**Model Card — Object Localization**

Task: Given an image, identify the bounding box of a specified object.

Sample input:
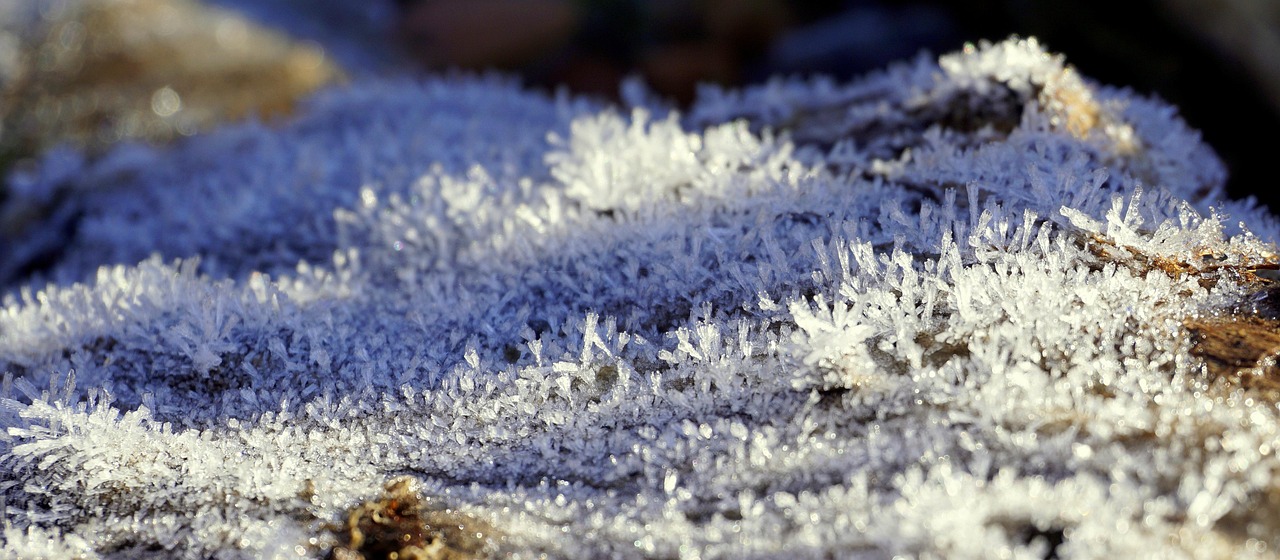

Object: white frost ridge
[3,38,1280,558]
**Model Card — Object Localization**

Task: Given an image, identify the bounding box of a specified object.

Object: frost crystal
[3,38,1280,559]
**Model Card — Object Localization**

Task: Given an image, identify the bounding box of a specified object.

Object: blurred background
[1,0,1278,208]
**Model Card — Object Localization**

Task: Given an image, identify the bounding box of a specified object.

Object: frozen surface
[3,38,1280,558]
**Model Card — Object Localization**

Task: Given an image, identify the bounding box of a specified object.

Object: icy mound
[4,38,1280,559]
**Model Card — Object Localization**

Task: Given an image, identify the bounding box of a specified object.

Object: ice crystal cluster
[3,38,1280,558]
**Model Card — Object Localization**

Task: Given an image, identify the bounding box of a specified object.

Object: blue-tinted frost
[3,38,1280,559]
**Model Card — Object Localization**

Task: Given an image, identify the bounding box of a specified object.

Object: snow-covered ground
[3,31,1280,558]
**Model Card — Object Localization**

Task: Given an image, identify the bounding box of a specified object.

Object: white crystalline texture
[3,37,1280,559]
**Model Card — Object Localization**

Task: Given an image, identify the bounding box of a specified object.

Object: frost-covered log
[3,38,1280,559]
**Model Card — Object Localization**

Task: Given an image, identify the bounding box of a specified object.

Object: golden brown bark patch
[328,477,498,560]
[1186,313,1280,402]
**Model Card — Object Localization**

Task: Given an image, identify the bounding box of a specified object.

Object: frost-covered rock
[3,38,1280,559]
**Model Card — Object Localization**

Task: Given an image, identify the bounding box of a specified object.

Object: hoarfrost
[3,37,1280,559]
